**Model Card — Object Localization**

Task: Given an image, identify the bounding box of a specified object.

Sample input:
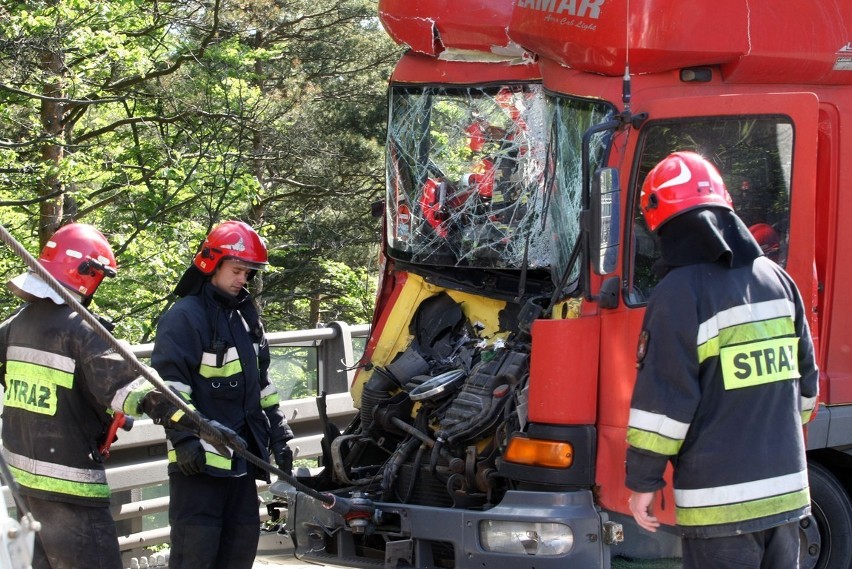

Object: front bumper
[270,481,614,569]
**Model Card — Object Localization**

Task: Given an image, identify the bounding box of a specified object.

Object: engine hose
[381,437,420,500]
[400,443,426,503]
[0,224,340,511]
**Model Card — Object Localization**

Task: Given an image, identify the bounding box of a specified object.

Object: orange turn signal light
[504,436,574,468]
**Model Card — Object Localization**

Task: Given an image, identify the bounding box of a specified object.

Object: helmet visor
[225,257,268,272]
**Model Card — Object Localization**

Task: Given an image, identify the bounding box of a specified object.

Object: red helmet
[466,122,486,152]
[749,223,781,258]
[640,151,734,232]
[39,223,117,298]
[419,179,449,238]
[193,220,268,275]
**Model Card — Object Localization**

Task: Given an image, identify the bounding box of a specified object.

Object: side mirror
[590,167,621,276]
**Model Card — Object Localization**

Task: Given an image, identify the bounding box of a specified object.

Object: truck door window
[630,117,794,303]
[549,95,615,294]
[385,84,550,270]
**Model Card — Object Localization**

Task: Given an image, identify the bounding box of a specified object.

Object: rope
[0,223,335,509]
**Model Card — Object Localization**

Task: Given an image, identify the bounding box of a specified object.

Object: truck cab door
[596,91,819,523]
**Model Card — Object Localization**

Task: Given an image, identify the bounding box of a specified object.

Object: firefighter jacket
[0,300,156,506]
[151,282,292,481]
[626,255,819,539]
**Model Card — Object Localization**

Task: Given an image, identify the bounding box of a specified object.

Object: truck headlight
[479,520,573,556]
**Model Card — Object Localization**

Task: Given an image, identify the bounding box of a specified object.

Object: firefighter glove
[139,388,188,428]
[200,419,247,458]
[174,438,205,476]
[141,389,245,456]
[272,441,293,475]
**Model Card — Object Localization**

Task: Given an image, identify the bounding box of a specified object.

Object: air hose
[0,224,369,517]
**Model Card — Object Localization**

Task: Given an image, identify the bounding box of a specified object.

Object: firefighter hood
[7,271,73,304]
[656,208,764,275]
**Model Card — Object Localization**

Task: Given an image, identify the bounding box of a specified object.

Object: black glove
[201,420,247,458]
[141,390,246,456]
[271,441,293,475]
[140,388,188,428]
[174,438,205,476]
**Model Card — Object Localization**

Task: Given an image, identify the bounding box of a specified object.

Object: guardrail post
[318,321,355,395]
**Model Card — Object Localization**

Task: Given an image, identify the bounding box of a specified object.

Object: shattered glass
[385,84,615,298]
[276,88,621,567]
[385,84,550,269]
[547,96,615,287]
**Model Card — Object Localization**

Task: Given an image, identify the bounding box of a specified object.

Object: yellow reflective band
[167,449,232,471]
[6,360,73,388]
[170,409,185,423]
[697,335,720,364]
[260,392,280,408]
[698,317,795,364]
[203,451,232,470]
[801,395,817,424]
[719,317,795,348]
[676,489,810,527]
[8,465,110,499]
[199,359,243,379]
[721,338,799,390]
[122,384,155,416]
[627,427,683,457]
[697,300,795,346]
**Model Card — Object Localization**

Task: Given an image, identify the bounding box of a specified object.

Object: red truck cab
[272,2,852,568]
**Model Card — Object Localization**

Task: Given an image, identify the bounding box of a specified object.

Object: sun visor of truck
[411,293,467,361]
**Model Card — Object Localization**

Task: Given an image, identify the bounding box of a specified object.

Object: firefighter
[0,223,234,569]
[151,220,294,569]
[625,152,819,568]
[749,222,783,263]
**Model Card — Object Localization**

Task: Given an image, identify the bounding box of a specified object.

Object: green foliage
[268,346,318,401]
[0,0,403,339]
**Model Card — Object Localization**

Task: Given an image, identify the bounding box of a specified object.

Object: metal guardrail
[4,321,369,567]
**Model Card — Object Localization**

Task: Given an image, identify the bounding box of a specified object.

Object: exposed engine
[317,292,531,510]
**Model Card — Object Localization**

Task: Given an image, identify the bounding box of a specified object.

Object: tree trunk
[38,47,65,247]
[248,29,267,308]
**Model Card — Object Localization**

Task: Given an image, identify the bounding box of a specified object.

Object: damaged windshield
[385,84,549,269]
[385,84,615,295]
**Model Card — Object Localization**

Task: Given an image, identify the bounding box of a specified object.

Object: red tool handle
[99,412,135,458]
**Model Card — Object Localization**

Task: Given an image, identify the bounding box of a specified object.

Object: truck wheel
[807,461,852,569]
